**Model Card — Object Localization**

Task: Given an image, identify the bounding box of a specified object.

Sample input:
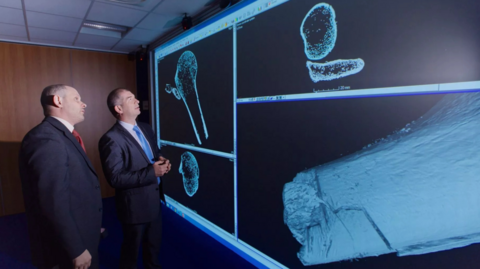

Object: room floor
[0,197,256,269]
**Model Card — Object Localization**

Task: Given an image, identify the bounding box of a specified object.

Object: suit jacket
[98,121,165,224]
[19,117,103,268]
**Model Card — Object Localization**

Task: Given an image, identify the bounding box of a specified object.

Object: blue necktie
[133,125,160,184]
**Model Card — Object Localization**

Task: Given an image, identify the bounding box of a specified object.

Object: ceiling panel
[73,43,113,51]
[0,34,27,42]
[0,22,27,37]
[75,33,120,47]
[0,6,24,26]
[29,27,77,43]
[123,28,162,42]
[27,11,82,33]
[136,12,175,31]
[111,47,130,53]
[112,38,143,52]
[0,0,22,9]
[24,0,92,19]
[87,2,148,27]
[30,38,73,46]
[97,0,164,12]
[0,0,215,53]
[153,0,210,16]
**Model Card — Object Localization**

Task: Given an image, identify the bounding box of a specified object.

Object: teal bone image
[179,151,199,197]
[283,92,480,265]
[165,51,208,145]
[301,3,364,82]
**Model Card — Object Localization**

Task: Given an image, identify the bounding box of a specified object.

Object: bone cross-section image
[300,3,337,61]
[165,51,209,145]
[179,151,200,197]
[301,3,364,82]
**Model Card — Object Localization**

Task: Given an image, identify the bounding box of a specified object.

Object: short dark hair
[40,84,68,116]
[107,88,127,118]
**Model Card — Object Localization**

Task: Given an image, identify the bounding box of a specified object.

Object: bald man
[19,84,103,269]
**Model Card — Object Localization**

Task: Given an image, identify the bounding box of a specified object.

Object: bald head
[40,84,87,126]
[41,84,68,116]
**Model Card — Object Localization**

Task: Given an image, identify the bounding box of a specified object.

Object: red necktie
[72,129,86,153]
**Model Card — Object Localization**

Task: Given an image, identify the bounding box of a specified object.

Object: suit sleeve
[99,135,157,189]
[23,135,86,260]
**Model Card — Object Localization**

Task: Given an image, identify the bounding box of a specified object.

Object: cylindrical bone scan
[180,151,200,197]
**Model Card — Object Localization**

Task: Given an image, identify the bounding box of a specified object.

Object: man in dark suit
[19,84,103,269]
[99,88,170,269]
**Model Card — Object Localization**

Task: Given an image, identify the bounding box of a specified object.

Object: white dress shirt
[119,120,160,184]
[118,120,154,157]
[51,116,74,133]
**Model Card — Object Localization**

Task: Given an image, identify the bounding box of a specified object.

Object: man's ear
[114,105,122,115]
[52,95,62,108]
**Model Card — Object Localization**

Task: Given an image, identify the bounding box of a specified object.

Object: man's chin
[76,116,85,124]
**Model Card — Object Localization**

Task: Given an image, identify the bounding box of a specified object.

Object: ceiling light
[83,21,128,33]
[81,21,129,38]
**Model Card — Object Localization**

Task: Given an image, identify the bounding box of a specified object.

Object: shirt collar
[118,120,138,131]
[50,116,74,133]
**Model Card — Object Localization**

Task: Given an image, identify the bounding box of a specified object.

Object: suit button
[156,187,159,191]
[99,208,102,212]
[95,185,100,189]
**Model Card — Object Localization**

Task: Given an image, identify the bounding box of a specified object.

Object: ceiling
[0,0,212,53]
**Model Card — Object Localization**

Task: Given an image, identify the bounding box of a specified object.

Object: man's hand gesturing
[154,158,170,177]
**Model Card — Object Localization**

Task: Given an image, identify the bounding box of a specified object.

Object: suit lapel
[114,122,151,163]
[45,117,98,177]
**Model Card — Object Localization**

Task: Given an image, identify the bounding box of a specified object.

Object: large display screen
[160,146,234,234]
[154,0,480,268]
[157,28,234,153]
[237,0,480,97]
